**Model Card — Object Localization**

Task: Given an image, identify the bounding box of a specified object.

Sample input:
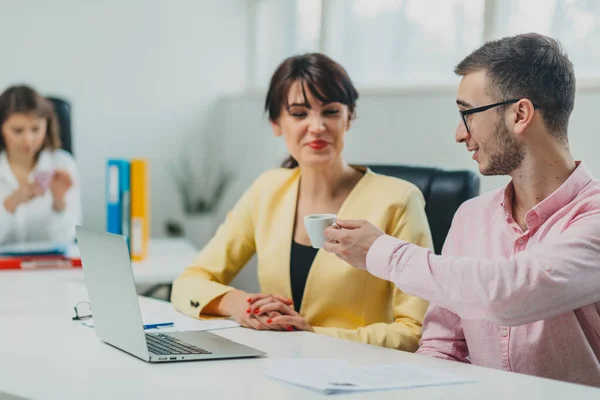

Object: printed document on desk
[264,359,474,394]
[149,311,239,332]
[78,311,239,332]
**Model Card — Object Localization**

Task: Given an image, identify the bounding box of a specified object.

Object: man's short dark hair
[455,33,575,144]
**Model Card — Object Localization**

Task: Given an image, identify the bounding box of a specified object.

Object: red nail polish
[287,326,293,332]
[267,319,272,324]
[254,308,260,314]
[246,308,251,313]
[246,298,252,303]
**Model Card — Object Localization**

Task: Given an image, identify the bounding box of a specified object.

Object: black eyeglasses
[72,301,92,321]
[459,99,539,133]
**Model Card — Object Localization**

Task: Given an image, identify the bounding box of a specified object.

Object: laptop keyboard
[145,333,212,355]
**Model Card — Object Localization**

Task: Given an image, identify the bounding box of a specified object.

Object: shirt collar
[500,161,593,224]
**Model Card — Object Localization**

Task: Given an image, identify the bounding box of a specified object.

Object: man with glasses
[323,33,600,386]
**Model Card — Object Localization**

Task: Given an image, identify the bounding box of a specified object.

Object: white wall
[0,0,250,236]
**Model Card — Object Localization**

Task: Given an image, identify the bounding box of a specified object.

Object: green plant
[169,143,234,214]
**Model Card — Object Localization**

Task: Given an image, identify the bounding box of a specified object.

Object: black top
[290,240,319,312]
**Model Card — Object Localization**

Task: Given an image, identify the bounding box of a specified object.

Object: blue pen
[143,322,174,329]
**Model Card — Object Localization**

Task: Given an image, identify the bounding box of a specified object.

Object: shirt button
[517,238,524,245]
[541,213,548,219]
[501,329,509,337]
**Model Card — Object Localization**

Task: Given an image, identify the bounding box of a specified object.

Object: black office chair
[46,97,73,155]
[367,165,480,254]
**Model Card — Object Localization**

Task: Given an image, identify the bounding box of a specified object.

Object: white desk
[1,250,599,399]
[1,281,599,400]
[0,238,196,317]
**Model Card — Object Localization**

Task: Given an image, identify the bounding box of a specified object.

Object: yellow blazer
[171,167,433,351]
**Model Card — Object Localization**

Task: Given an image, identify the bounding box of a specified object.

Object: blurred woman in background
[171,54,433,351]
[0,85,81,245]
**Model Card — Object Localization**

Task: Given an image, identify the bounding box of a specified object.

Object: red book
[0,255,82,270]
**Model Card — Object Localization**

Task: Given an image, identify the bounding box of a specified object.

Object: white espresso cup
[304,213,337,248]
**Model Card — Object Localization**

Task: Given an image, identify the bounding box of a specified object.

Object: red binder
[0,255,82,270]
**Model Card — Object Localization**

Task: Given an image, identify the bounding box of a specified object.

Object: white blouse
[0,149,82,245]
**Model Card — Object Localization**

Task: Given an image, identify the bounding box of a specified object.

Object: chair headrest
[368,164,480,254]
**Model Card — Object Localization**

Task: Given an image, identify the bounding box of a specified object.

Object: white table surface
[0,288,599,400]
[1,244,599,399]
[0,238,196,317]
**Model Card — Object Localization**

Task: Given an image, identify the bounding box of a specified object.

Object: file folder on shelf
[130,159,149,261]
[106,159,131,239]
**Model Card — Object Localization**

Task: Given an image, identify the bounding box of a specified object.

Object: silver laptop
[75,225,265,363]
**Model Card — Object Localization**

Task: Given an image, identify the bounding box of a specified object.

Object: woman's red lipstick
[307,140,329,150]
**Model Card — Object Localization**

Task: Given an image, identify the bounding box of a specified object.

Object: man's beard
[480,120,526,176]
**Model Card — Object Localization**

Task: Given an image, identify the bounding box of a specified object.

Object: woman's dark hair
[0,85,62,157]
[264,53,359,168]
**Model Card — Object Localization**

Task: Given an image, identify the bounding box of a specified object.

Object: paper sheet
[77,311,239,332]
[148,311,239,332]
[264,359,474,394]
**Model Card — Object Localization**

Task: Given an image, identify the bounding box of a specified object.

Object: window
[323,0,485,87]
[494,0,600,79]
[254,0,322,87]
[252,0,600,88]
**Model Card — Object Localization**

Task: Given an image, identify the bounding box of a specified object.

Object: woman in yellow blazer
[171,53,433,351]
